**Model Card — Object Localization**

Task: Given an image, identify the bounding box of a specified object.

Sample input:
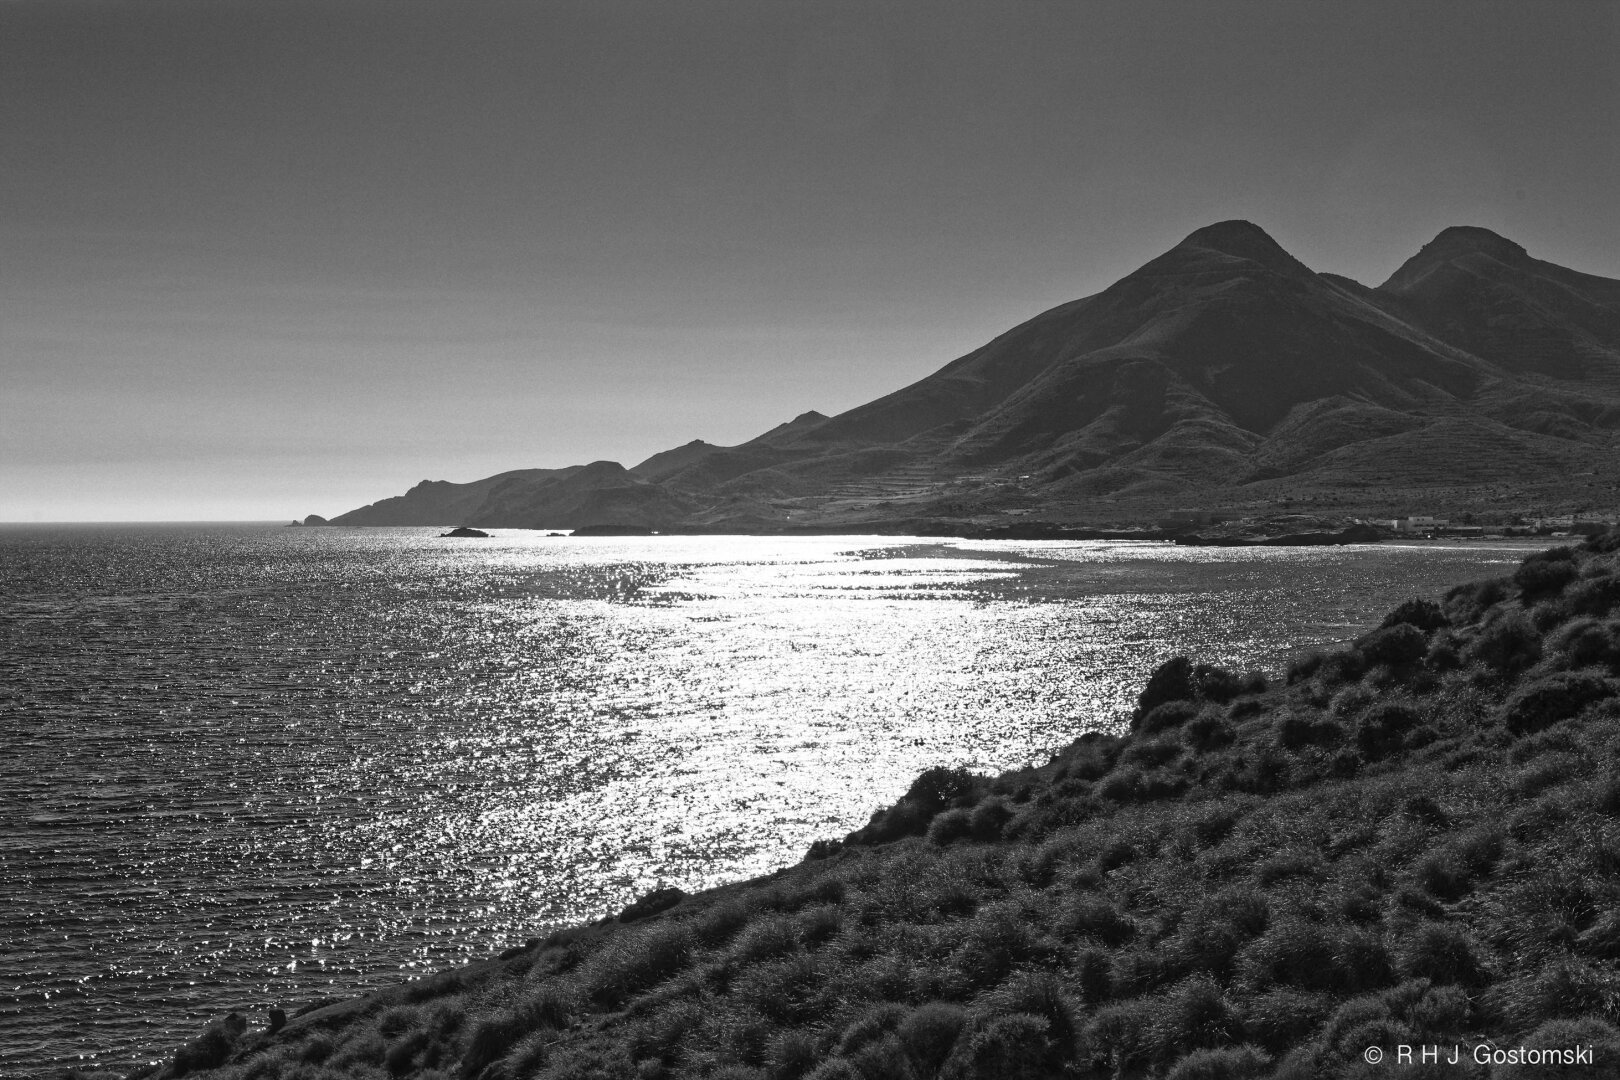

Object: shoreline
[118,533,1620,1079]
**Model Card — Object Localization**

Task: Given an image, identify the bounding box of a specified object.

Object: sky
[4,1,1619,521]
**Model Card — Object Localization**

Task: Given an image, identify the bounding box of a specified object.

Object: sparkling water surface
[0,525,1537,1075]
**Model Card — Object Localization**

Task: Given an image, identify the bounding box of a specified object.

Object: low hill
[322,223,1620,531]
[139,536,1620,1078]
[330,461,697,530]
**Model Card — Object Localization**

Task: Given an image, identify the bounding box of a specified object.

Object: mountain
[332,461,696,529]
[328,223,1620,530]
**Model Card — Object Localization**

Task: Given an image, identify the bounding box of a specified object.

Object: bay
[0,525,1538,1074]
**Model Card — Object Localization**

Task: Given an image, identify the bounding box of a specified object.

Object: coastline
[120,534,1620,1079]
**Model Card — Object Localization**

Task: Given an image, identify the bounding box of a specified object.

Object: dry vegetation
[127,536,1620,1080]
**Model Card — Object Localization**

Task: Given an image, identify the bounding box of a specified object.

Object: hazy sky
[5,1,1619,521]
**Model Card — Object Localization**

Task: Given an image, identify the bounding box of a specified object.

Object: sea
[0,524,1541,1076]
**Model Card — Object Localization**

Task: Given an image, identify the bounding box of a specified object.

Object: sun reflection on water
[0,527,1537,1071]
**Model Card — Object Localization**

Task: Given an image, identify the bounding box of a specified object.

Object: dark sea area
[0,523,1542,1077]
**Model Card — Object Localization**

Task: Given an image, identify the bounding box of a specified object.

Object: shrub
[1140,699,1201,735]
[1381,599,1448,632]
[1239,989,1333,1052]
[1355,703,1422,759]
[1062,733,1123,780]
[693,899,751,947]
[951,904,1054,989]
[968,798,1014,842]
[1086,1002,1153,1077]
[834,1003,907,1057]
[462,992,573,1076]
[731,915,802,965]
[1123,736,1182,769]
[1317,647,1368,686]
[1286,651,1325,685]
[1147,974,1241,1063]
[1239,920,1393,995]
[1064,897,1136,946]
[907,767,982,813]
[171,1014,246,1076]
[896,1002,968,1075]
[763,1030,820,1080]
[1515,547,1579,598]
[1465,611,1542,675]
[583,924,695,1009]
[1165,1045,1272,1080]
[1185,713,1237,752]
[1401,924,1487,986]
[1194,664,1245,703]
[927,807,973,846]
[1444,576,1511,624]
[993,971,1079,1058]
[1136,657,1197,723]
[1414,827,1503,900]
[941,1012,1065,1080]
[1500,672,1616,735]
[1357,623,1428,665]
[1275,710,1344,750]
[1548,617,1620,668]
[1565,575,1620,617]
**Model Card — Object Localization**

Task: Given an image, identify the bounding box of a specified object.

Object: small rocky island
[439,526,490,538]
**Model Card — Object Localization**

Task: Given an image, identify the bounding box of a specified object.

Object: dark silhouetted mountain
[331,461,696,529]
[328,223,1620,529]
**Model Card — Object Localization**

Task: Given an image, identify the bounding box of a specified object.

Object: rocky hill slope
[329,224,1620,530]
[137,536,1620,1078]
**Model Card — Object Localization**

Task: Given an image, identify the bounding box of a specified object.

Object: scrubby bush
[1137,656,1197,722]
[1548,617,1620,668]
[1401,924,1487,986]
[907,767,982,813]
[1565,575,1620,617]
[170,1013,246,1075]
[1381,598,1449,632]
[1185,713,1237,751]
[1147,975,1241,1064]
[1414,827,1503,901]
[1165,1045,1271,1080]
[1500,671,1616,735]
[1275,709,1344,750]
[1355,702,1423,759]
[1357,623,1428,666]
[1466,611,1543,675]
[1063,896,1136,946]
[927,807,973,846]
[968,798,1014,842]
[941,1012,1065,1080]
[1515,547,1580,598]
[1140,699,1201,735]
[1239,920,1393,995]
[896,1002,968,1075]
[1444,576,1511,624]
[1194,663,1245,703]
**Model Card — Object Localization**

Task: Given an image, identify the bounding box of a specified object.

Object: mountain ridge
[327,223,1620,531]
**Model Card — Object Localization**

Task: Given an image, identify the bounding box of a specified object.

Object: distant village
[1374,513,1620,538]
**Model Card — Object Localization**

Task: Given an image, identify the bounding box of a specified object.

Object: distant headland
[310,223,1620,539]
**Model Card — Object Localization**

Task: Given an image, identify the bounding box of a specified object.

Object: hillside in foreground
[128,537,1620,1080]
[327,223,1620,532]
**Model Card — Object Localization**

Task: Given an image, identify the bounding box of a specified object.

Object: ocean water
[0,524,1538,1075]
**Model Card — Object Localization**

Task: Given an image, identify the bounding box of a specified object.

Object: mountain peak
[1424,225,1527,262]
[1380,226,1530,291]
[1169,219,1312,276]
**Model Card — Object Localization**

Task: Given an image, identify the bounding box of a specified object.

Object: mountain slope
[324,223,1620,529]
